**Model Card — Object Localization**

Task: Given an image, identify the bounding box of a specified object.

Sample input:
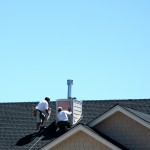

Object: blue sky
[0,0,150,102]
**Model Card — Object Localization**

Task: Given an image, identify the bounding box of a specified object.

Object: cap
[45,97,50,101]
[58,107,62,112]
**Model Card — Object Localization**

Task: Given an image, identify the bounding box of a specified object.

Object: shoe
[40,126,46,131]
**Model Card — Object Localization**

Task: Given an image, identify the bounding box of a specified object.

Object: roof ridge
[83,98,150,102]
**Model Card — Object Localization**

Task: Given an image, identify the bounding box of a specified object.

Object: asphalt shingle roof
[0,99,150,150]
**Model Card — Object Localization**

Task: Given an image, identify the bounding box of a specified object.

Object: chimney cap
[67,79,73,85]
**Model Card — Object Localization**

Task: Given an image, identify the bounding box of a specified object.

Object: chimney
[56,79,82,125]
[67,79,73,99]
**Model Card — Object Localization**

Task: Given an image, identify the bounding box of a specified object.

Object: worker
[56,107,72,134]
[35,96,51,131]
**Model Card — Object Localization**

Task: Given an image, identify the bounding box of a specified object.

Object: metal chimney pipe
[67,79,73,99]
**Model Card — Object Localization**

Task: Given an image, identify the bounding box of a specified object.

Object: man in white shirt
[56,107,72,134]
[35,97,51,131]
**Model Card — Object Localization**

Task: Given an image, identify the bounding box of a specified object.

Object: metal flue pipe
[67,79,73,99]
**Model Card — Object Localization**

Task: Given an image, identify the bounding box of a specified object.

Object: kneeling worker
[56,107,72,133]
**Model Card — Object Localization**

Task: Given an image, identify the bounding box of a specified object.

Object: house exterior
[0,99,150,150]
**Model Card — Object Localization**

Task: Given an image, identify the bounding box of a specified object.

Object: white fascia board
[88,105,150,130]
[40,124,121,150]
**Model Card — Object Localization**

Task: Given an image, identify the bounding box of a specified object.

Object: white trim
[88,105,150,129]
[40,124,121,150]
[56,99,70,101]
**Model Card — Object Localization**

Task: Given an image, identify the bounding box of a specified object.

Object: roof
[0,99,150,150]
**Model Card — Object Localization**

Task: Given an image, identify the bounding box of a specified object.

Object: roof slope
[0,102,56,150]
[0,99,150,150]
[81,99,150,124]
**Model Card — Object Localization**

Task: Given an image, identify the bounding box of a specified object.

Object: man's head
[58,107,62,112]
[45,96,50,102]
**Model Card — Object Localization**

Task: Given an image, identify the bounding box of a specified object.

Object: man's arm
[46,107,51,115]
[65,110,72,115]
[45,107,51,121]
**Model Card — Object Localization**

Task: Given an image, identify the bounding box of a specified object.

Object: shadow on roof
[15,121,66,147]
[42,121,62,141]
[16,132,37,146]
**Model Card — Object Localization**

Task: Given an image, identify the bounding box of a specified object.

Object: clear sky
[0,0,150,102]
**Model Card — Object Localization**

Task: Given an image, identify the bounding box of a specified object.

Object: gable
[94,111,150,150]
[88,105,150,129]
[41,124,121,150]
[47,131,111,150]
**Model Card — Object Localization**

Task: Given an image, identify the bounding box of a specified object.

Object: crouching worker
[35,97,51,131]
[56,107,72,134]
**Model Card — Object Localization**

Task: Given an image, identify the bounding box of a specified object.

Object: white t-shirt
[36,100,48,112]
[57,110,72,122]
